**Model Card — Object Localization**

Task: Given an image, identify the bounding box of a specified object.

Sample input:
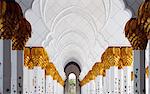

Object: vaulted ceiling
[16,0,144,80]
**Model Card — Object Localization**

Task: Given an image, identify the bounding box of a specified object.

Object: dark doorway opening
[64,62,81,94]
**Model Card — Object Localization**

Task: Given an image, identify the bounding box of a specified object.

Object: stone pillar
[23,66,29,94]
[95,75,103,94]
[0,40,11,94]
[0,40,3,93]
[118,68,124,94]
[146,40,150,94]
[11,50,24,94]
[11,50,17,94]
[87,82,90,94]
[89,80,96,94]
[110,67,118,94]
[123,66,132,94]
[29,69,34,94]
[105,69,111,94]
[46,76,53,94]
[53,80,58,94]
[134,50,146,94]
[34,67,45,94]
[103,75,107,94]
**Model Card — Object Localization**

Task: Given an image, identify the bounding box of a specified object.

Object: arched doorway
[64,62,81,94]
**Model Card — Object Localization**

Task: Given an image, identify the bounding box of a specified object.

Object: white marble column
[28,69,34,94]
[95,75,103,94]
[11,50,17,94]
[34,67,45,94]
[1,40,11,94]
[17,50,24,94]
[123,66,132,94]
[46,76,53,94]
[0,40,3,94]
[23,66,29,94]
[134,50,145,94]
[105,69,111,94]
[102,76,106,94]
[81,85,84,94]
[110,67,118,94]
[87,82,90,94]
[89,80,96,94]
[11,50,24,94]
[53,80,58,94]
[118,69,124,94]
[146,40,150,94]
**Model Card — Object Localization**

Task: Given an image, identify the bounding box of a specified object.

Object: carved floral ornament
[125,0,150,50]
[24,47,64,86]
[0,1,31,50]
[80,47,133,86]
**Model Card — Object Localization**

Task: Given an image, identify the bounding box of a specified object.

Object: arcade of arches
[0,0,150,94]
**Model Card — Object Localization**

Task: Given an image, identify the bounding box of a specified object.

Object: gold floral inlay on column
[146,66,149,78]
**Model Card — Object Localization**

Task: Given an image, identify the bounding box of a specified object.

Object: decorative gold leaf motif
[125,0,150,49]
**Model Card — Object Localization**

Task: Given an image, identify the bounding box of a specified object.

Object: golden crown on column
[0,1,32,50]
[121,47,133,66]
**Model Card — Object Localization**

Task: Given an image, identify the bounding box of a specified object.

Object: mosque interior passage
[0,0,150,94]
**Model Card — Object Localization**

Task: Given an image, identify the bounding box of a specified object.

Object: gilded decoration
[121,47,133,66]
[146,66,149,78]
[131,71,134,81]
[125,0,150,49]
[0,1,31,50]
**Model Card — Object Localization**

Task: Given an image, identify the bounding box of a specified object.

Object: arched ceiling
[16,0,144,80]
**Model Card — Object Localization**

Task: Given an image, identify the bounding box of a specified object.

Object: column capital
[107,47,120,67]
[124,1,150,49]
[0,1,31,50]
[121,47,133,66]
[24,47,30,67]
[0,1,23,40]
[138,1,150,39]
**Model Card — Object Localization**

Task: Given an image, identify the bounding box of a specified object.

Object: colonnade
[80,47,133,94]
[0,1,31,94]
[24,47,64,94]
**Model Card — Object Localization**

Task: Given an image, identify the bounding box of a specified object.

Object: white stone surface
[123,66,132,94]
[11,50,17,94]
[118,69,124,94]
[46,76,53,94]
[23,66,29,94]
[0,40,3,94]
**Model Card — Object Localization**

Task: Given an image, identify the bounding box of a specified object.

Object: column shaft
[134,50,145,94]
[0,40,3,93]
[3,40,11,94]
[110,67,118,94]
[118,69,124,94]
[23,66,29,94]
[123,66,132,94]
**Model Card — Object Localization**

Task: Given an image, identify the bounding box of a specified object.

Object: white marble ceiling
[16,0,144,80]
